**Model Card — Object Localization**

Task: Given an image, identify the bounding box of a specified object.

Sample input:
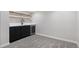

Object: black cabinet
[21,26,30,38]
[30,25,36,35]
[10,25,30,43]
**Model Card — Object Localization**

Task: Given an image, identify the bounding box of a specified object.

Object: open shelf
[9,15,31,19]
[9,11,32,19]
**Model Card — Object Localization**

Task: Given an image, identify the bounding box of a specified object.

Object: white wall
[0,11,9,47]
[32,11,77,42]
[77,11,79,43]
[0,12,1,45]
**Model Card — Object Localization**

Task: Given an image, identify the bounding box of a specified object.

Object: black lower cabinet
[21,26,30,38]
[31,25,36,35]
[10,25,30,43]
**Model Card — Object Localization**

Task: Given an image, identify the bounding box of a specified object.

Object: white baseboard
[0,42,9,48]
[36,33,79,47]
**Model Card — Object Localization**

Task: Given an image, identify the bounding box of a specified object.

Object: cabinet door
[10,26,22,43]
[10,27,18,42]
[21,25,30,37]
[16,26,22,40]
[32,25,35,35]
[30,25,36,35]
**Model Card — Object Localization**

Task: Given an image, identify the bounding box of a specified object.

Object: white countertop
[9,23,36,27]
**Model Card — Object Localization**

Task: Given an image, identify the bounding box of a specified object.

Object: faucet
[21,18,24,25]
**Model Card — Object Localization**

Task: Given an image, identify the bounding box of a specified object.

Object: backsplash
[9,11,33,23]
[9,17,32,23]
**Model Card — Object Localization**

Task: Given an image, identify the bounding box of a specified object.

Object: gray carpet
[4,35,78,48]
